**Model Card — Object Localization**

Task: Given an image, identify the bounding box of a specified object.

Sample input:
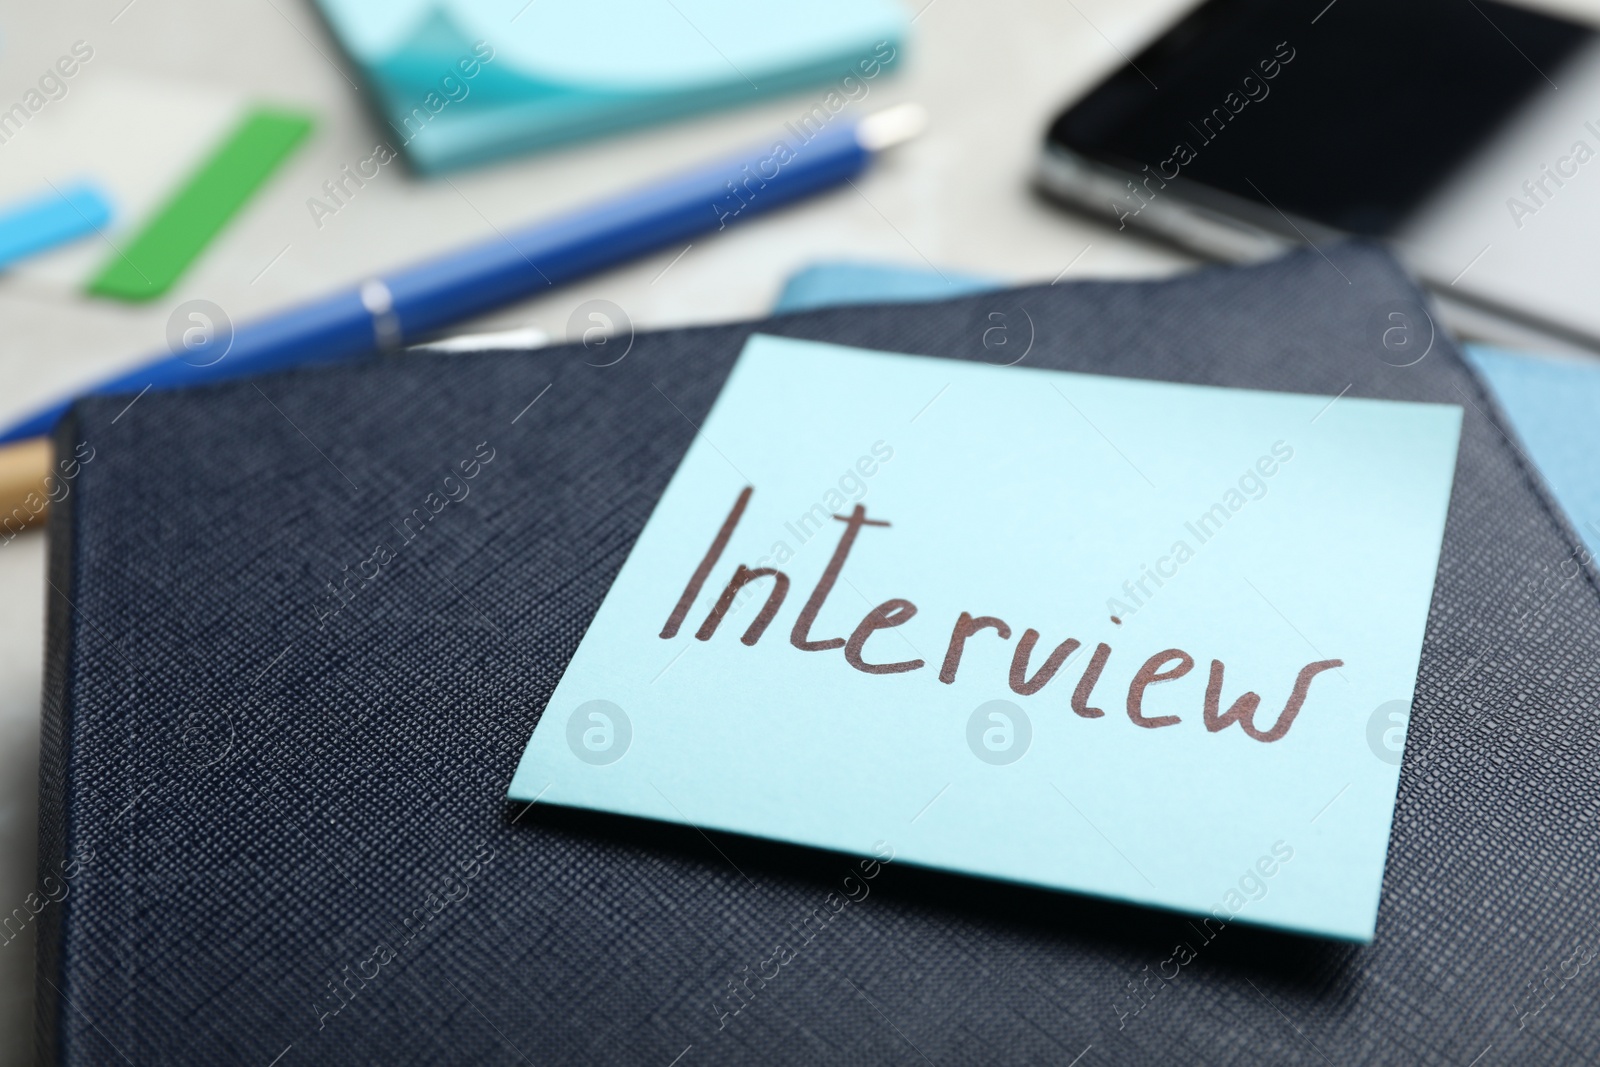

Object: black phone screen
[1047,0,1593,236]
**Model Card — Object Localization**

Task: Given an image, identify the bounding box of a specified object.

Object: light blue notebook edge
[775,260,1600,561]
[1461,345,1600,559]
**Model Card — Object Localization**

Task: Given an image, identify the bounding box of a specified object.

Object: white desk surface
[2,0,1592,1060]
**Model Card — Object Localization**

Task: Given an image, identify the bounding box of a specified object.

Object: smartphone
[1038,0,1600,351]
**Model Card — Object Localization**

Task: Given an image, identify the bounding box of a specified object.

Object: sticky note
[509,335,1462,941]
[86,106,312,300]
[0,180,113,269]
[312,0,906,171]
[0,76,246,289]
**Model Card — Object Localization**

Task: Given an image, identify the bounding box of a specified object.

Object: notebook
[38,243,1600,1063]
[312,0,907,172]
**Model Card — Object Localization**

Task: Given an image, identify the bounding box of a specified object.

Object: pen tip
[856,103,927,152]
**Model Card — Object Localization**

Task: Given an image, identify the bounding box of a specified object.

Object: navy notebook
[40,244,1600,1064]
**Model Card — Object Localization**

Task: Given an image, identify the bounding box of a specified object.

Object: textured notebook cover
[39,244,1600,1064]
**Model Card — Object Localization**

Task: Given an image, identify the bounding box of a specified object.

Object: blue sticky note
[313,0,907,172]
[0,180,113,269]
[509,335,1462,941]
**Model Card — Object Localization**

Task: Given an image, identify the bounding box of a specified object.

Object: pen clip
[360,280,402,352]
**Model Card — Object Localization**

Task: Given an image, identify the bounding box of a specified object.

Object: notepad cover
[38,243,1600,1064]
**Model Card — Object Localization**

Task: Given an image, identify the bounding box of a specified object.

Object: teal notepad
[314,0,907,173]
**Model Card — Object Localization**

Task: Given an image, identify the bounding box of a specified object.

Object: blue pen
[0,104,925,446]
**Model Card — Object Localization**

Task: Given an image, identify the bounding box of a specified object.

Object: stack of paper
[314,0,908,172]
